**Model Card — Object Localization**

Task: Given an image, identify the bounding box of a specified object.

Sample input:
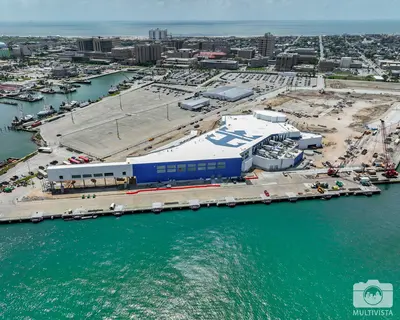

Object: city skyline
[0,0,399,22]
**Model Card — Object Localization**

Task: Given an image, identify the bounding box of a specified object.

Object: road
[284,36,301,53]
[345,40,384,76]
[319,35,324,59]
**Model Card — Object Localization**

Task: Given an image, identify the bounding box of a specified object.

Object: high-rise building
[258,33,275,58]
[149,28,168,41]
[275,53,299,71]
[77,37,116,53]
[134,44,162,64]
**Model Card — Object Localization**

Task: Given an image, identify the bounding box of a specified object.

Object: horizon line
[1,18,400,23]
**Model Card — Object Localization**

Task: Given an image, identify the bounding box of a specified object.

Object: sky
[0,0,398,21]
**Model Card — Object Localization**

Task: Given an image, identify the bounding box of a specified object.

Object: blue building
[47,111,322,185]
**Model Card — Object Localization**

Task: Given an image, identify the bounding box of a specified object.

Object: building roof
[199,51,227,59]
[127,112,301,164]
[203,86,253,100]
[48,162,128,171]
[182,97,210,107]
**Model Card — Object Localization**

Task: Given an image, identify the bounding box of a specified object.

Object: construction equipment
[327,161,344,177]
[380,119,398,178]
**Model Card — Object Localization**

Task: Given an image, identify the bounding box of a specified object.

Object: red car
[264,190,270,197]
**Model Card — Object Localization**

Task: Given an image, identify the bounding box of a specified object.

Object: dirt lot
[249,90,400,167]
[326,79,400,91]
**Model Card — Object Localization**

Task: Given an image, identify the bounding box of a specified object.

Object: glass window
[187,164,196,168]
[122,171,126,176]
[207,163,216,170]
[72,174,81,179]
[188,166,196,172]
[167,168,176,173]
[157,165,166,171]
[217,162,226,169]
[59,175,64,180]
[157,168,166,173]
[93,173,103,177]
[177,164,186,172]
[82,174,92,178]
[104,172,114,177]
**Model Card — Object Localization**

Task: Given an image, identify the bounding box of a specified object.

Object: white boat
[22,115,34,122]
[60,101,78,111]
[108,86,119,94]
[37,105,56,117]
[79,101,90,108]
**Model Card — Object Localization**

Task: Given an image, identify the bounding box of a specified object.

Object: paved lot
[40,84,198,159]
[0,171,368,221]
[221,72,318,90]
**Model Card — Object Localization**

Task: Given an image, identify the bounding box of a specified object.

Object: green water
[1,185,399,319]
[0,72,133,160]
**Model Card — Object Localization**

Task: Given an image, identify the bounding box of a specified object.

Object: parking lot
[159,70,218,86]
[40,85,201,159]
[221,72,318,90]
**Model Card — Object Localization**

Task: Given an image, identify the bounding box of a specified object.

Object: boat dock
[0,173,383,224]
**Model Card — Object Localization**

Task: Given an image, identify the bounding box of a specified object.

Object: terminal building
[47,111,322,186]
[179,98,210,111]
[202,86,253,102]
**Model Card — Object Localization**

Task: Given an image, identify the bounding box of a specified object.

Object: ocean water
[0,72,133,160]
[1,185,399,319]
[1,20,400,37]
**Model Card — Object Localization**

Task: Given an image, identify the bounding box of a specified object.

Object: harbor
[0,71,136,159]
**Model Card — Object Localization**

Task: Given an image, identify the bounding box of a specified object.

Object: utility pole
[166,104,170,121]
[116,119,120,139]
[119,94,123,110]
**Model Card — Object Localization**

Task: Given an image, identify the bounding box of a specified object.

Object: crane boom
[380,119,398,178]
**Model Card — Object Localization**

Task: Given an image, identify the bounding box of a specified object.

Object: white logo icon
[353,280,393,308]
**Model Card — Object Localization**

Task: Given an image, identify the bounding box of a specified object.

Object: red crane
[380,119,398,178]
[327,161,345,177]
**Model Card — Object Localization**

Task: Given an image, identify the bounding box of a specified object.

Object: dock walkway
[0,174,382,224]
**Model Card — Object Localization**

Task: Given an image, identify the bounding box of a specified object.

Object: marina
[0,71,135,159]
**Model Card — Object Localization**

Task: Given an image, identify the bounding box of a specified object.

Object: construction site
[251,89,400,182]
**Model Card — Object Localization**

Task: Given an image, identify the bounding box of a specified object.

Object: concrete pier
[0,172,383,224]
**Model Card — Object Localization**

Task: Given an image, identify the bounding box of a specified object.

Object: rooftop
[182,97,210,107]
[203,86,253,100]
[128,112,301,164]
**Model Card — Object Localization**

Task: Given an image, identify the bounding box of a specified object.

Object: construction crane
[380,119,398,178]
[327,161,344,177]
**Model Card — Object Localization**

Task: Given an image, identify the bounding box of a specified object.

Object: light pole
[166,104,170,121]
[119,94,123,111]
[116,119,120,139]
[26,159,31,173]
